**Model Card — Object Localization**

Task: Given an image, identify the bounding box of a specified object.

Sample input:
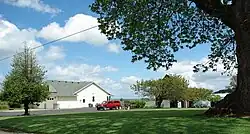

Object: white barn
[38,80,111,109]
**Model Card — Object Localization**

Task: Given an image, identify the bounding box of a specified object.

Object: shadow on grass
[0,110,249,134]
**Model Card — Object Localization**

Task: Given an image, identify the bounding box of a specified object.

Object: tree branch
[191,0,236,30]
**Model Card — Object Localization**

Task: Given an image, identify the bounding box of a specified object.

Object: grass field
[0,109,250,134]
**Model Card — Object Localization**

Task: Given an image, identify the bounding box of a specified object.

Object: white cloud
[38,14,108,45]
[107,43,121,53]
[0,19,43,59]
[2,0,61,14]
[47,64,118,83]
[159,58,232,90]
[102,66,119,72]
[44,46,65,61]
[121,76,141,85]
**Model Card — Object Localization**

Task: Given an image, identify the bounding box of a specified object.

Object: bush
[0,101,7,105]
[8,102,21,108]
[0,105,9,110]
[129,100,146,109]
[193,100,210,108]
[0,101,9,110]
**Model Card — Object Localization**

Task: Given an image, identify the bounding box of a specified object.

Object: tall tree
[1,46,49,115]
[184,87,213,101]
[90,0,249,115]
[131,75,188,107]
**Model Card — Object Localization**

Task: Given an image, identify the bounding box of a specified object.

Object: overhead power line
[0,25,98,62]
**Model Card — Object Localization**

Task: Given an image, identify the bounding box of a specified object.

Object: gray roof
[46,80,92,96]
[46,80,111,96]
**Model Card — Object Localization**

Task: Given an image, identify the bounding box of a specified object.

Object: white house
[38,80,112,109]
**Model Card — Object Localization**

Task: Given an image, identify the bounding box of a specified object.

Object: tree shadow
[0,110,249,134]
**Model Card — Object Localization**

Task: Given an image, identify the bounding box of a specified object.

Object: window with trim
[82,99,85,103]
[92,96,95,102]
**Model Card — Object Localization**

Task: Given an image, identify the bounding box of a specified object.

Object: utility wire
[0,25,98,62]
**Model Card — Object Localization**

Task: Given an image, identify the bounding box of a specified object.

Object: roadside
[0,109,51,112]
[0,107,97,116]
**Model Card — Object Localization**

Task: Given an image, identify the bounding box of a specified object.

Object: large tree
[131,75,188,107]
[1,46,49,115]
[183,87,213,101]
[90,0,249,115]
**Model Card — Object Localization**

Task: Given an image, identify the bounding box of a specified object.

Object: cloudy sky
[0,0,232,98]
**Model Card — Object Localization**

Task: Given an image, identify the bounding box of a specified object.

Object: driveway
[0,107,97,116]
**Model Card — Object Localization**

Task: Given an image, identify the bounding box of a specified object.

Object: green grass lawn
[0,109,250,134]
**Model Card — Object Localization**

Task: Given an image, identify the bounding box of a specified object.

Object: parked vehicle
[96,100,121,110]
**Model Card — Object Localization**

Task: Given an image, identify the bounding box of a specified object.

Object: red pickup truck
[96,100,121,110]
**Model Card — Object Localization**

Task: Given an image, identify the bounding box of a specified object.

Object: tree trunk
[24,102,30,116]
[23,96,30,116]
[205,0,250,116]
[155,96,163,108]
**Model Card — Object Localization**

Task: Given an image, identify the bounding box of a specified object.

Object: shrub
[193,100,210,108]
[8,102,21,108]
[0,101,7,105]
[0,105,9,110]
[0,101,9,110]
[129,100,146,108]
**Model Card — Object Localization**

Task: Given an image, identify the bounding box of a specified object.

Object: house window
[92,96,95,102]
[107,96,109,101]
[82,99,85,103]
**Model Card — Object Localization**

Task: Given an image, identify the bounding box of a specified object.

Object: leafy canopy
[90,0,235,73]
[1,46,49,105]
[183,87,213,101]
[208,94,222,102]
[131,74,188,100]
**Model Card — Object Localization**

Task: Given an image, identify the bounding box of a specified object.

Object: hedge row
[123,100,146,109]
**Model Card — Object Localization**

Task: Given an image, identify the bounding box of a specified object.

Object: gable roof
[46,80,111,96]
[73,82,111,96]
[46,80,92,96]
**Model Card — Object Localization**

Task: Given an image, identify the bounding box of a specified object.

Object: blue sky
[0,0,231,98]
